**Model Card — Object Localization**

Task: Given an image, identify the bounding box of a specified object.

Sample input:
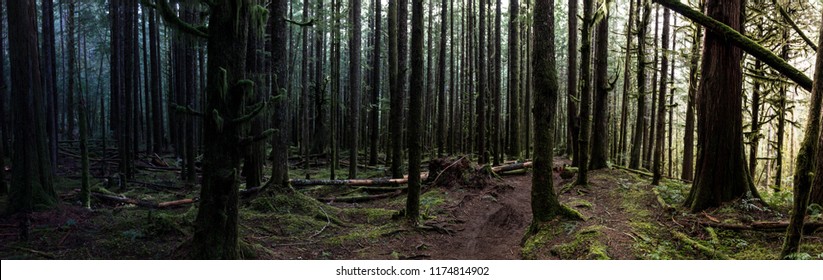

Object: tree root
[670,229,732,260]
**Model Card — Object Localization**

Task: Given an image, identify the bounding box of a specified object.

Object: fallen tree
[698,220,823,234]
[91,192,196,209]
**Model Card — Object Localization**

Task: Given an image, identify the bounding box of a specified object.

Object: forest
[0,0,822,260]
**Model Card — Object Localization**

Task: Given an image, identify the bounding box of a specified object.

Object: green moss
[569,199,593,209]
[329,222,403,245]
[549,225,610,260]
[341,207,397,224]
[521,222,565,260]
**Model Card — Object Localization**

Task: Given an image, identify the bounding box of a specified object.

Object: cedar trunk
[589,3,610,171]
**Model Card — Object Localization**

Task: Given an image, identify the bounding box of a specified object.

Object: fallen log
[698,221,823,234]
[317,190,404,203]
[91,192,196,209]
[490,161,533,173]
[290,173,429,187]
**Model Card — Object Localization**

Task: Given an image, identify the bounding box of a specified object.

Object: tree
[617,0,634,166]
[155,0,260,259]
[329,0,341,179]
[0,0,6,195]
[149,8,164,153]
[42,0,59,172]
[509,0,521,159]
[531,0,575,228]
[781,13,823,258]
[683,0,760,212]
[406,0,424,224]
[630,0,650,169]
[390,0,408,179]
[437,0,447,158]
[589,0,610,170]
[682,1,701,181]
[476,0,488,164]
[574,0,594,186]
[652,7,670,185]
[7,0,58,213]
[349,0,363,179]
[370,0,383,165]
[492,0,502,165]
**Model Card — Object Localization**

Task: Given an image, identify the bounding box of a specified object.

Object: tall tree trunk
[774,26,789,192]
[476,0,488,164]
[79,100,90,209]
[531,0,569,227]
[67,0,76,140]
[589,0,610,170]
[682,3,701,181]
[406,0,424,224]
[684,0,760,212]
[574,0,593,185]
[782,12,823,258]
[508,0,521,159]
[141,11,152,153]
[437,0,448,158]
[329,0,341,179]
[243,1,264,189]
[667,18,676,178]
[349,0,363,178]
[618,0,634,166]
[42,0,59,173]
[184,5,198,187]
[629,0,650,169]
[652,7,670,185]
[7,0,58,213]
[150,9,164,153]
[370,0,382,165]
[492,0,502,165]
[390,0,408,179]
[447,0,456,155]
[0,0,5,193]
[567,0,579,165]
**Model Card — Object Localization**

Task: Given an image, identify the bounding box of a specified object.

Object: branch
[232,99,267,124]
[652,0,813,91]
[171,104,204,117]
[147,0,209,38]
[239,129,276,146]
[285,17,315,27]
[770,0,817,52]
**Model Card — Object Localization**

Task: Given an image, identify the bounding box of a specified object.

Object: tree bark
[269,0,290,188]
[630,0,650,170]
[782,12,823,258]
[589,0,610,171]
[42,0,59,173]
[618,0,634,167]
[370,0,383,165]
[492,0,502,166]
[7,0,58,213]
[684,0,760,212]
[437,0,448,158]
[652,7,670,185]
[406,0,424,224]
[574,0,593,185]
[509,0,521,159]
[390,0,408,179]
[682,2,701,181]
[349,0,362,179]
[476,0,488,164]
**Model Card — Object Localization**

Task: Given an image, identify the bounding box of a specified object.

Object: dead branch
[92,192,196,209]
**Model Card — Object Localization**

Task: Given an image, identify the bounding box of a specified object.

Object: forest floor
[1,152,822,260]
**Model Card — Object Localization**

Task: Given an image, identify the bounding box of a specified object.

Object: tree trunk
[667,18,676,178]
[575,0,593,185]
[370,0,383,165]
[7,0,58,213]
[312,0,328,156]
[437,0,448,158]
[406,0,424,224]
[476,0,488,164]
[531,0,569,226]
[630,0,650,170]
[390,0,408,179]
[774,26,790,192]
[269,0,290,188]
[652,7,670,185]
[243,1,264,189]
[682,3,701,181]
[149,9,164,153]
[645,5,660,170]
[684,0,760,212]
[185,0,251,259]
[67,0,76,141]
[492,0,502,166]
[349,0,363,179]
[79,100,90,209]
[448,0,456,155]
[589,0,610,171]
[781,13,823,258]
[509,0,521,159]
[618,0,634,167]
[42,0,59,173]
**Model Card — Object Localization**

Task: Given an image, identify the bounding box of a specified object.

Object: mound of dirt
[427,157,499,189]
[485,204,525,229]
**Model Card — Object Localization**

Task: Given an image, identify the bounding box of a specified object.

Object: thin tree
[629,0,651,169]
[509,0,521,159]
[476,0,488,164]
[684,0,761,212]
[652,7,670,185]
[492,0,502,165]
[406,0,424,224]
[6,0,58,213]
[437,0,448,158]
[42,0,59,172]
[589,0,610,170]
[329,0,341,179]
[390,0,408,179]
[349,0,363,178]
[370,0,383,165]
[682,0,701,181]
[618,0,634,166]
[67,0,77,140]
[575,0,594,186]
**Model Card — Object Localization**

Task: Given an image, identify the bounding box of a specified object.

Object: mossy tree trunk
[531,0,569,226]
[476,0,488,165]
[348,0,362,179]
[589,0,610,171]
[682,1,701,181]
[437,0,447,158]
[370,0,382,165]
[652,7,670,185]
[575,0,594,185]
[406,0,424,224]
[630,0,650,170]
[684,0,760,212]
[7,0,57,213]
[390,0,408,179]
[566,0,578,165]
[269,0,289,188]
[781,13,823,258]
[618,0,634,167]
